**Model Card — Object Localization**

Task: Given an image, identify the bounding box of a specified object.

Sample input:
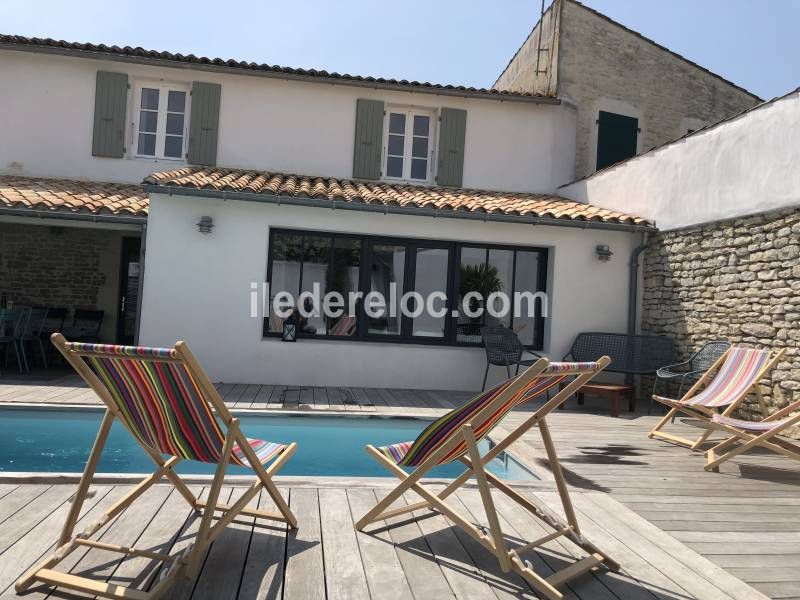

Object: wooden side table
[576,383,633,418]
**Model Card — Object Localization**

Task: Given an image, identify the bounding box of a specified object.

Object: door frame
[116,236,142,344]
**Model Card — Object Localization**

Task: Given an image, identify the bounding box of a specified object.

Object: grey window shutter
[352,99,384,180]
[91,71,128,158]
[436,108,467,187]
[188,82,222,166]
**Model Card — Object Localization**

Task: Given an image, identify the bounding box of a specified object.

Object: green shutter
[596,111,638,170]
[91,71,128,158]
[352,99,384,180]
[436,108,467,187]
[188,82,222,166]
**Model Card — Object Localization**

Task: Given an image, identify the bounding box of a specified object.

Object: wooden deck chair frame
[16,334,298,600]
[356,356,619,600]
[705,397,800,471]
[649,347,785,450]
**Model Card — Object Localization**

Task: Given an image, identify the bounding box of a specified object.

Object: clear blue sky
[3,0,798,100]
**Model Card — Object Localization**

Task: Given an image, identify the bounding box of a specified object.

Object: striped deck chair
[17,334,297,600]
[649,346,785,450]
[356,357,619,600]
[704,396,800,471]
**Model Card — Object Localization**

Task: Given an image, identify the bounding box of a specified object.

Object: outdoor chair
[649,340,731,414]
[19,307,49,370]
[0,307,28,375]
[356,356,619,600]
[62,308,104,342]
[480,325,543,390]
[649,346,785,450]
[704,396,800,471]
[17,334,298,599]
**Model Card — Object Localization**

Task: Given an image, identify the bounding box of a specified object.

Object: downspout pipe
[628,231,650,335]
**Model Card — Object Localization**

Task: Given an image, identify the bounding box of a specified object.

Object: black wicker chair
[480,326,543,390]
[648,340,731,414]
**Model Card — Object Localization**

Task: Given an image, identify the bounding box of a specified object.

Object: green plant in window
[459,263,502,317]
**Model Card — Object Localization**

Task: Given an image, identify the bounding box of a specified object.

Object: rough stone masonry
[642,207,800,435]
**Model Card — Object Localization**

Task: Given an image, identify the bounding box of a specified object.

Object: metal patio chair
[480,325,543,390]
[0,308,28,375]
[648,340,731,414]
[20,307,49,370]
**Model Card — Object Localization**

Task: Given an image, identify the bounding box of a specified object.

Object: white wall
[560,90,800,230]
[139,193,638,390]
[0,49,576,193]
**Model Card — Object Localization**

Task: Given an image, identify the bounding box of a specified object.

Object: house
[494,0,762,178]
[2,3,763,390]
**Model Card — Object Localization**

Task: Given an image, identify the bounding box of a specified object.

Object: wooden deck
[1,376,798,598]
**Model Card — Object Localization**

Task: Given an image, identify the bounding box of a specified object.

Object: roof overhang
[144,183,653,233]
[0,41,562,106]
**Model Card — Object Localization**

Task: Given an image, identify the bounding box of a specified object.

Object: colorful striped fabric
[377,361,596,467]
[712,413,795,432]
[69,343,285,468]
[67,342,176,359]
[654,347,771,409]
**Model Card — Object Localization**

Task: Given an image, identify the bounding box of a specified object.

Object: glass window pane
[328,237,361,336]
[513,251,541,346]
[413,115,430,136]
[167,90,186,113]
[412,136,428,158]
[386,156,403,178]
[410,158,427,180]
[368,244,405,335]
[140,88,159,110]
[299,235,331,335]
[387,134,404,157]
[456,247,488,343]
[269,233,303,333]
[139,110,157,133]
[412,247,449,338]
[164,135,183,158]
[137,133,156,156]
[166,113,184,135]
[487,249,514,328]
[389,113,406,134]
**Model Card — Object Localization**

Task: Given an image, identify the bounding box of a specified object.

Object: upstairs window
[134,84,189,160]
[383,108,433,183]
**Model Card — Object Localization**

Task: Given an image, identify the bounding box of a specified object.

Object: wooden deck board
[1,378,797,597]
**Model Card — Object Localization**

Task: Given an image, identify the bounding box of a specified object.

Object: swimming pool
[0,407,536,480]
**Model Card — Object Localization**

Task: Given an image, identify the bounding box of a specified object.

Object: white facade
[0,49,577,193]
[560,89,800,231]
[139,193,638,390]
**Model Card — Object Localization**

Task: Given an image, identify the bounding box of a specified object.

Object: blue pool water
[0,408,536,480]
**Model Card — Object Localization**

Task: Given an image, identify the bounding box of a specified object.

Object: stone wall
[559,0,761,179]
[0,221,128,342]
[495,0,762,179]
[493,0,560,96]
[642,207,800,427]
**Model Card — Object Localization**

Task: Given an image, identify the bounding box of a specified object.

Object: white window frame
[132,82,190,161]
[381,106,436,184]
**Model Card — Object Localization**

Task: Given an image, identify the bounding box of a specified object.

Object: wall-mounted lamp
[196,216,214,234]
[596,244,613,261]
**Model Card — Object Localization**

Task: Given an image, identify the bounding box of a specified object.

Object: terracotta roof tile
[0,34,553,102]
[145,167,649,226]
[0,176,148,217]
